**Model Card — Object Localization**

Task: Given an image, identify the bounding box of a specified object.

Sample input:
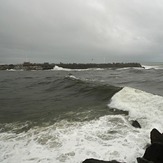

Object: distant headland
[0,62,142,70]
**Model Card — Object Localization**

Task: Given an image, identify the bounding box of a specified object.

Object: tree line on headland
[0,62,142,70]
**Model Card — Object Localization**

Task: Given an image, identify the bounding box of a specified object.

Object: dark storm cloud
[0,0,163,63]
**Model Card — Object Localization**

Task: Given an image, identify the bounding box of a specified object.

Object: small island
[0,62,142,71]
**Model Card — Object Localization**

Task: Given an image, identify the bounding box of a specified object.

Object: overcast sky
[0,0,163,64]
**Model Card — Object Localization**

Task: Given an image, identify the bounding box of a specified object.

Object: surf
[108,87,163,131]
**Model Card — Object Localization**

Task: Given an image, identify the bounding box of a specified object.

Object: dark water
[0,70,121,124]
[0,67,163,124]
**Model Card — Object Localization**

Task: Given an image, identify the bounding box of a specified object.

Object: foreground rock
[136,158,149,163]
[82,158,124,163]
[82,128,163,163]
[143,143,163,163]
[131,120,141,128]
[138,128,163,163]
[150,128,163,144]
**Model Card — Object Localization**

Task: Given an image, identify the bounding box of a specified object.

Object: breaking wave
[52,65,104,71]
[1,86,163,163]
[108,87,163,131]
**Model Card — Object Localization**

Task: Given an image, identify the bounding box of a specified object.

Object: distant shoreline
[0,62,142,70]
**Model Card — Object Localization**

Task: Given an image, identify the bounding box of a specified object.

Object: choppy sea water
[0,63,163,163]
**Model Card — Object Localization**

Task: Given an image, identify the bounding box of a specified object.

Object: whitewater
[0,63,163,163]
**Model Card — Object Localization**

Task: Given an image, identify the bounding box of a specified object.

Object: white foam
[87,68,104,71]
[6,69,24,71]
[52,65,104,71]
[52,65,72,71]
[142,65,163,70]
[68,75,80,80]
[108,87,163,131]
[6,69,16,71]
[0,115,147,163]
[117,67,144,71]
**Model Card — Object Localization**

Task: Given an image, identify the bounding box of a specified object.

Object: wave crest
[108,87,163,131]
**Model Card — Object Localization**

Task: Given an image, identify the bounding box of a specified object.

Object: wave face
[109,87,163,131]
[0,71,121,124]
[0,67,163,163]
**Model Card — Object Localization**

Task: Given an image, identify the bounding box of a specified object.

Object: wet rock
[82,158,124,163]
[137,129,163,163]
[150,128,163,144]
[142,143,163,163]
[131,120,141,128]
[137,157,151,163]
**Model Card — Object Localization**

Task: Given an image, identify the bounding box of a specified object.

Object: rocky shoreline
[82,128,163,163]
[0,62,142,70]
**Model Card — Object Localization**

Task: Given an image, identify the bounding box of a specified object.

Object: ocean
[0,63,163,163]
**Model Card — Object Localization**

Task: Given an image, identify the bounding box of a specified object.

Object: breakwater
[0,62,142,70]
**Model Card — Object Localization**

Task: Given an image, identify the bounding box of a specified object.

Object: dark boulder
[137,129,163,163]
[150,128,163,144]
[137,157,151,163]
[142,143,163,163]
[82,158,124,163]
[131,120,141,128]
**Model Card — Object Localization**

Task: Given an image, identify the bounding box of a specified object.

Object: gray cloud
[0,0,163,64]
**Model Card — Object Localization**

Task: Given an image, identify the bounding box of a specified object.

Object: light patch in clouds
[87,0,106,12]
[0,0,163,64]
